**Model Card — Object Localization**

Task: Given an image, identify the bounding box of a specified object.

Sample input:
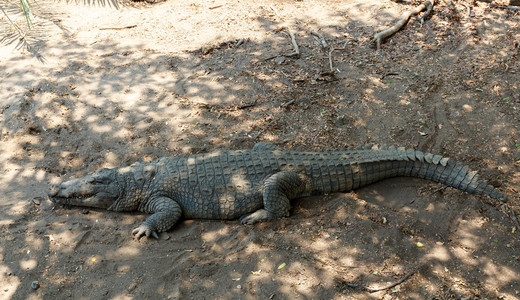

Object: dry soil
[0,0,519,299]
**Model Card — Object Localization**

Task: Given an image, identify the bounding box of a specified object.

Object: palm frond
[19,0,34,28]
[1,0,120,59]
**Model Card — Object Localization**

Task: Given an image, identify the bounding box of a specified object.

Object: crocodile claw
[239,209,271,225]
[132,224,159,240]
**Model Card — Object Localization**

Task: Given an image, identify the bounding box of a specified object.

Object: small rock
[274,56,286,65]
[159,232,170,240]
[31,281,40,290]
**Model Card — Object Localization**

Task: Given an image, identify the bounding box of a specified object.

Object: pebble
[274,56,286,65]
[31,281,40,290]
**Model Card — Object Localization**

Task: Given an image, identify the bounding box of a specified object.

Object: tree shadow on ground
[0,0,518,298]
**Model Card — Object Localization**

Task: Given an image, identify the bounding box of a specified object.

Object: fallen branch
[220,101,257,111]
[0,6,25,38]
[419,0,435,23]
[328,41,349,72]
[286,29,300,58]
[460,1,471,17]
[265,28,300,59]
[314,71,337,82]
[447,1,458,15]
[281,99,295,109]
[510,207,520,233]
[310,30,329,48]
[346,267,419,293]
[328,50,334,72]
[373,0,435,51]
[100,25,137,30]
[269,4,282,18]
[490,4,520,10]
[267,5,300,59]
[309,30,346,72]
[367,268,417,293]
[381,72,399,79]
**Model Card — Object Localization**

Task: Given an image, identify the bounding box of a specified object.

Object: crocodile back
[144,147,505,220]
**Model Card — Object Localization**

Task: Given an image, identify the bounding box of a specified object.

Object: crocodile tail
[390,146,508,202]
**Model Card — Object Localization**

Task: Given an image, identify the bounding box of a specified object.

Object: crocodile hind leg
[240,171,307,224]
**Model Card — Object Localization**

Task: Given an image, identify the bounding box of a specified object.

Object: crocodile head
[48,168,120,209]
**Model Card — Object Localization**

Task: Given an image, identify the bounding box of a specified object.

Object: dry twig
[328,41,348,72]
[447,1,458,14]
[263,28,300,60]
[266,5,300,59]
[281,100,295,109]
[269,4,282,18]
[490,4,520,10]
[346,267,419,293]
[100,25,137,30]
[510,208,520,233]
[460,1,471,17]
[286,29,300,58]
[373,0,435,50]
[310,30,329,48]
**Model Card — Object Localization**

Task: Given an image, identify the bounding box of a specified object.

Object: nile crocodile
[48,144,507,239]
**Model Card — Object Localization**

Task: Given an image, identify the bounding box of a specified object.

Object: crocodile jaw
[48,169,119,209]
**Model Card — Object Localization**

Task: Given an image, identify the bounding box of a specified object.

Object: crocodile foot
[132,224,160,240]
[239,209,272,225]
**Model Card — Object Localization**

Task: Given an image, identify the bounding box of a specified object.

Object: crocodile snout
[48,184,62,200]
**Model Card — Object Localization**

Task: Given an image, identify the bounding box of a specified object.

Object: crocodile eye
[88,177,110,184]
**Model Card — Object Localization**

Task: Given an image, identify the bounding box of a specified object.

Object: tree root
[373,0,435,51]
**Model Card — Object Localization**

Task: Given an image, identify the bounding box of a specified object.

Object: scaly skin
[48,144,507,239]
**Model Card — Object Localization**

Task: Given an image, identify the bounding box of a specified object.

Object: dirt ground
[1,0,519,298]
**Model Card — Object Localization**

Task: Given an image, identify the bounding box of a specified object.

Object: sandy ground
[1,0,519,299]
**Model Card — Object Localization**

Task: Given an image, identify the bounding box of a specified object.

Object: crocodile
[48,144,507,239]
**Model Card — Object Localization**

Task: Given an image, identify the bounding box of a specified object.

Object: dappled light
[1,0,519,298]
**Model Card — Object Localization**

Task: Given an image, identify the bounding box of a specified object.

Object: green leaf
[503,97,511,102]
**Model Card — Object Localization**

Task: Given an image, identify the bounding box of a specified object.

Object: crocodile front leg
[240,171,307,224]
[132,197,182,239]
